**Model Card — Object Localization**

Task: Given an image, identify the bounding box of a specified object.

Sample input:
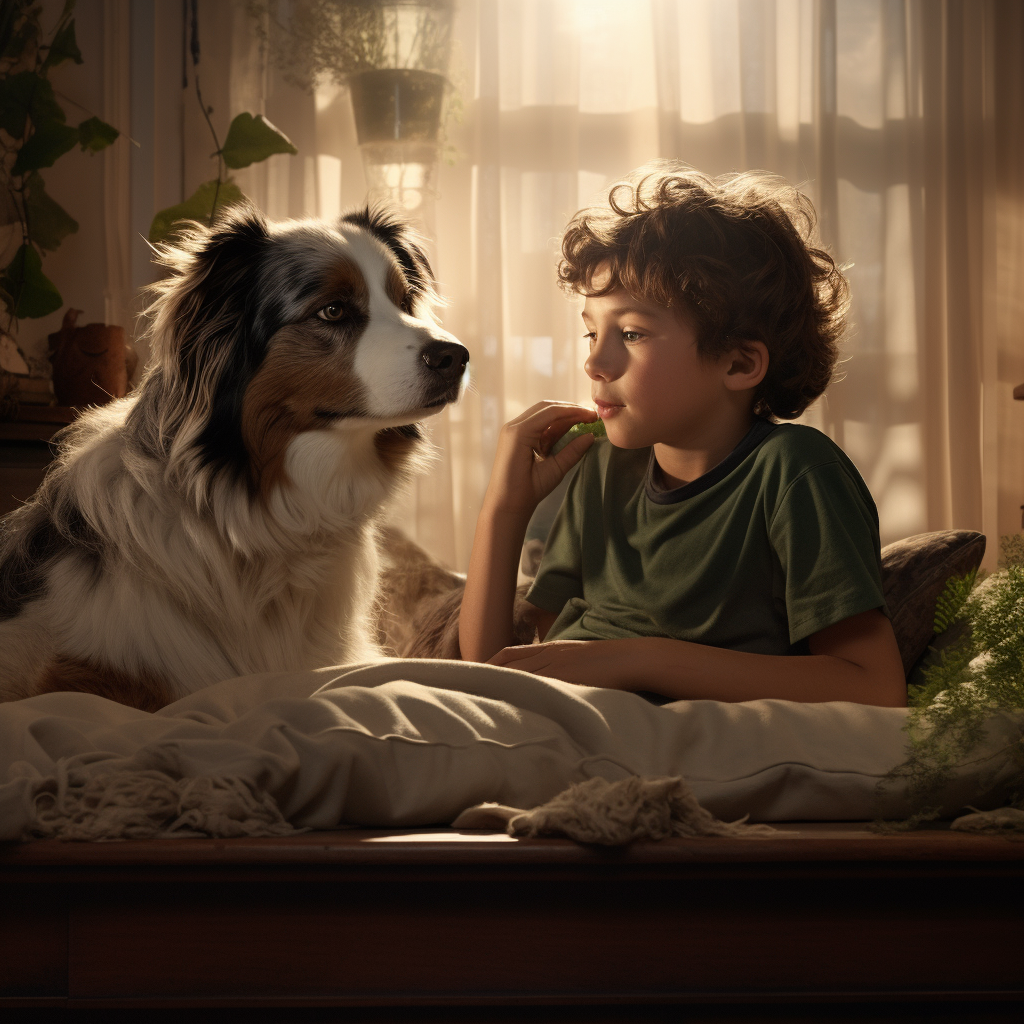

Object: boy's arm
[460,402,597,664]
[460,504,533,662]
[489,608,907,707]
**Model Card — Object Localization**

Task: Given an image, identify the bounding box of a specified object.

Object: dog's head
[136,202,468,497]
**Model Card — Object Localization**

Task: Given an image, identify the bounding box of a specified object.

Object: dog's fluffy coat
[0,203,468,710]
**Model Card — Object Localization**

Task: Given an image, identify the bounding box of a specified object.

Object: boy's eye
[621,330,642,342]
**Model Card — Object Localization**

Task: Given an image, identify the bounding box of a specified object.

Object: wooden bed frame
[2,822,1023,1021]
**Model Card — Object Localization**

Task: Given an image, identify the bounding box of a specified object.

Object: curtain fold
[203,0,1023,570]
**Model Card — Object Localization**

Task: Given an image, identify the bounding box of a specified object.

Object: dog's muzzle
[421,341,470,406]
[422,340,470,384]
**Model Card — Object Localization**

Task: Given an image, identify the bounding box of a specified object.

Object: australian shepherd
[0,203,469,711]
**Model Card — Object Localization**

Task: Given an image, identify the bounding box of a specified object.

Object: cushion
[373,526,535,660]
[1,660,1018,841]
[881,531,987,675]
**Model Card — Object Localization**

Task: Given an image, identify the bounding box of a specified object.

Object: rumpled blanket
[0,659,1016,843]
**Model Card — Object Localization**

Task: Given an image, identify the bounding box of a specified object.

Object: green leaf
[220,113,297,169]
[0,244,63,319]
[0,71,66,139]
[78,116,119,152]
[148,179,246,244]
[24,173,78,251]
[42,16,82,69]
[551,418,607,455]
[12,117,79,175]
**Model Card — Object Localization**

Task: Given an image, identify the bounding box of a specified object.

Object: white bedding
[0,659,1015,842]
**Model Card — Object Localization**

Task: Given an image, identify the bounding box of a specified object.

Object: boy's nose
[585,333,619,380]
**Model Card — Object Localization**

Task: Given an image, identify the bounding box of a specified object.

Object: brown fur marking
[243,324,370,495]
[37,656,176,712]
[242,257,377,495]
[386,264,409,311]
[319,256,371,313]
[373,426,423,473]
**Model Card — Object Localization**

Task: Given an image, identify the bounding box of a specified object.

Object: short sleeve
[770,460,887,644]
[525,469,586,615]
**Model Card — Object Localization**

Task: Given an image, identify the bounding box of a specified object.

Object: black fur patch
[181,210,286,487]
[0,497,101,620]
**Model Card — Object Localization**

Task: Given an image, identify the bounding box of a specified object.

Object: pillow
[881,530,987,676]
[373,526,537,660]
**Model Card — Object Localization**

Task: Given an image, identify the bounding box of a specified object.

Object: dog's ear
[165,202,273,399]
[152,201,273,363]
[138,201,278,489]
[340,205,439,305]
[173,200,272,330]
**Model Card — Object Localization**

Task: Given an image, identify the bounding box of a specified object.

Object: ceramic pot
[348,68,447,146]
[48,308,137,408]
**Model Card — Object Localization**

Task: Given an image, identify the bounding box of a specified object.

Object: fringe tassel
[26,763,297,841]
[454,776,785,844]
[950,805,1024,837]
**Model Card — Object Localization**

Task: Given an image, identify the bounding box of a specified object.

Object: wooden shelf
[0,405,78,443]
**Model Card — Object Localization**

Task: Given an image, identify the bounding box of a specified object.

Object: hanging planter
[348,65,449,208]
[249,0,457,210]
[348,68,447,147]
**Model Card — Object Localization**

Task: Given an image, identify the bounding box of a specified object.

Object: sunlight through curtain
[214,0,1024,571]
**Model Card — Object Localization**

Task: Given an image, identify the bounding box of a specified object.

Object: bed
[2,530,1023,1019]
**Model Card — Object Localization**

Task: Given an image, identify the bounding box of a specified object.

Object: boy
[459,165,906,707]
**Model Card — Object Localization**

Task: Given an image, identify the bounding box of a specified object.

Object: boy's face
[581,273,741,453]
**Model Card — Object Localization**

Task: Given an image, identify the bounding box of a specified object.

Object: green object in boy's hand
[551,418,606,455]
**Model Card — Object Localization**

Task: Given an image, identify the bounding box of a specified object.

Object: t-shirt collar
[645,417,780,504]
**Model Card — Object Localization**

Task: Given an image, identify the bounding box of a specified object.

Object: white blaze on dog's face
[348,235,463,423]
[233,210,468,494]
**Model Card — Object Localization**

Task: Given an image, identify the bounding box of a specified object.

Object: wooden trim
[2,825,1023,1009]
[3,822,1023,870]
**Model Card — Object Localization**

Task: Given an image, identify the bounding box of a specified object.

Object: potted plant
[246,0,456,206]
[0,0,120,401]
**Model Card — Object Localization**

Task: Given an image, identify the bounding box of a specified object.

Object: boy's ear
[722,341,769,392]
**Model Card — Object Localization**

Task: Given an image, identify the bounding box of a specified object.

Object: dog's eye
[317,303,347,322]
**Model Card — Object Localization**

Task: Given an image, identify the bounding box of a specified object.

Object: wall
[3,0,122,369]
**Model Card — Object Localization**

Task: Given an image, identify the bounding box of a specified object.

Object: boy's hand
[487,639,630,689]
[484,401,599,517]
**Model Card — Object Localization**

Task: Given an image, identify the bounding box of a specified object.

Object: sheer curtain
[204,0,1024,571]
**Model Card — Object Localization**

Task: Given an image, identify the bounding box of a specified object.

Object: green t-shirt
[526,419,886,656]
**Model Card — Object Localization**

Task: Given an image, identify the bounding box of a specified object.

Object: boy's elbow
[864,667,908,707]
[806,608,908,707]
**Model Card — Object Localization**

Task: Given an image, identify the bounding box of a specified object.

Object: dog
[0,202,469,711]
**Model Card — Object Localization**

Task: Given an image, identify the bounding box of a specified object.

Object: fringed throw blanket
[0,660,1016,843]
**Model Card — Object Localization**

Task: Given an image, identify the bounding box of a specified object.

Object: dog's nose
[422,341,470,382]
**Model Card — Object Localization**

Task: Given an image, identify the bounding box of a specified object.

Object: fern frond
[907,636,976,708]
[877,563,1024,831]
[998,533,1024,569]
[933,569,977,634]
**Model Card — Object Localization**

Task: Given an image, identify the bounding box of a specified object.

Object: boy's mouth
[595,399,623,419]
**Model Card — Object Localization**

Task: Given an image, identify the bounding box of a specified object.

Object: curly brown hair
[558,163,849,420]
